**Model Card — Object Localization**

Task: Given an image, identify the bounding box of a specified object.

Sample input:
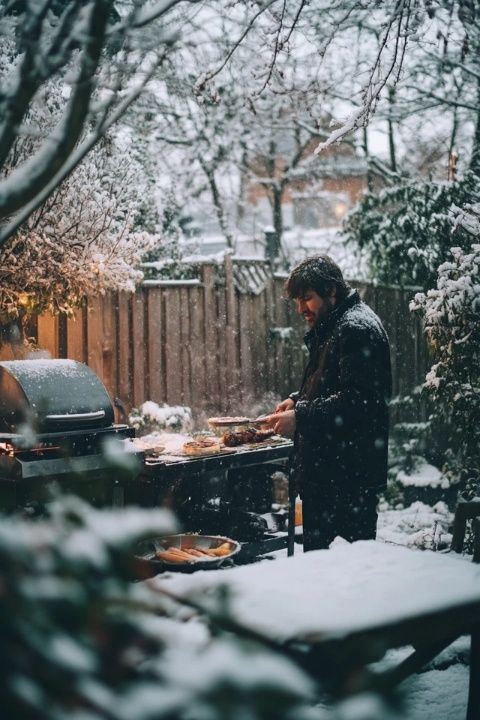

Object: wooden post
[451,500,480,554]
[189,285,206,416]
[164,288,182,405]
[86,296,103,380]
[202,264,219,412]
[132,290,146,407]
[66,306,86,362]
[101,294,115,401]
[147,287,163,403]
[37,313,59,357]
[180,286,192,407]
[224,255,240,412]
[117,291,132,413]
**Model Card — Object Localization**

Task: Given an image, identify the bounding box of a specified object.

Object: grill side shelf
[0,452,121,480]
[0,424,134,448]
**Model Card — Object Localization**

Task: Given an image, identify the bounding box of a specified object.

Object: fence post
[202,264,219,412]
[37,313,59,358]
[224,254,240,411]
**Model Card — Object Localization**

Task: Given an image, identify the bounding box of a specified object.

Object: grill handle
[45,410,106,422]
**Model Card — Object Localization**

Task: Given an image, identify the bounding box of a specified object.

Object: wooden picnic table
[154,540,480,719]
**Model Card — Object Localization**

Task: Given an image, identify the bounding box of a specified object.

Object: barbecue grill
[0,359,138,512]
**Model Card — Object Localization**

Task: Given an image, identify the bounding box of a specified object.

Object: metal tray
[134,533,241,573]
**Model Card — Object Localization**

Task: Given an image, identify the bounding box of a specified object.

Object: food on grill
[131,438,165,456]
[183,438,221,456]
[222,429,255,446]
[156,541,234,563]
[253,429,276,442]
[222,428,275,447]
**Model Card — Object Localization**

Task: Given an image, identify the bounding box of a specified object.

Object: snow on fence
[33,256,427,423]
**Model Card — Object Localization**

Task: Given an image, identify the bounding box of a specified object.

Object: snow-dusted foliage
[0,0,197,244]
[343,174,480,290]
[0,496,316,719]
[411,203,480,493]
[129,401,194,435]
[377,500,453,551]
[0,29,162,318]
[0,136,155,317]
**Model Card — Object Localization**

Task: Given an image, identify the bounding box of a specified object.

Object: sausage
[156,547,196,562]
[156,549,188,563]
[208,542,232,557]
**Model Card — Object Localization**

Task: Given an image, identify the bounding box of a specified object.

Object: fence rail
[28,256,427,424]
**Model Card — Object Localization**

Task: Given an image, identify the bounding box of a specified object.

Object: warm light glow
[17,292,30,306]
[334,202,347,219]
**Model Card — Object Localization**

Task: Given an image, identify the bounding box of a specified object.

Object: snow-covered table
[154,540,480,719]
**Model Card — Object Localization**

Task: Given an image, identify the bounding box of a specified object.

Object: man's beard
[314,296,335,325]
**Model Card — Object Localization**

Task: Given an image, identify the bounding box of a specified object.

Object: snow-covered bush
[0,134,156,319]
[386,391,440,511]
[0,496,316,719]
[129,401,194,435]
[411,203,480,496]
[377,500,453,551]
[343,174,480,290]
[0,59,157,320]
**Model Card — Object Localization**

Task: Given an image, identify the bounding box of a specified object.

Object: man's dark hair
[285,255,350,301]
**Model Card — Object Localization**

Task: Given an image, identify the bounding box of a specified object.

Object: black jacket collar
[304,289,360,351]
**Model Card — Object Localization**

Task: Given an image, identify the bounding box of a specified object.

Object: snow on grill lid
[0,360,114,432]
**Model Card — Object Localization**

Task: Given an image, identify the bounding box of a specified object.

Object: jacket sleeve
[294,325,389,440]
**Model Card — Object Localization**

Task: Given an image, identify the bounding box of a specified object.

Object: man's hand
[275,397,295,413]
[263,409,296,438]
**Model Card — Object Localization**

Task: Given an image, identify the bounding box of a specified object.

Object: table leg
[287,472,295,556]
[467,623,480,720]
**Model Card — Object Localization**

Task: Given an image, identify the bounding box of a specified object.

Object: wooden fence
[28,256,427,424]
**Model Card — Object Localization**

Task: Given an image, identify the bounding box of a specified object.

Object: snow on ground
[377,500,453,550]
[145,456,474,719]
[311,660,469,720]
[396,457,447,488]
[401,663,469,720]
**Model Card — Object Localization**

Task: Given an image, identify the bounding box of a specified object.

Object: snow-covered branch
[450,203,480,237]
[0,0,110,220]
[0,49,163,248]
[0,0,195,247]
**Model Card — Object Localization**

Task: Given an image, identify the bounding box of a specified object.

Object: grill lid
[0,359,114,433]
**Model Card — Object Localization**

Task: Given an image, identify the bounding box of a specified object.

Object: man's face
[294,289,335,328]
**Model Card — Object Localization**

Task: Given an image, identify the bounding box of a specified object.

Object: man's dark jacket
[292,289,392,502]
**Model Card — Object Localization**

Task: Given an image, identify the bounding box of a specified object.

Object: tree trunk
[387,86,397,173]
[201,160,234,248]
[363,126,374,192]
[448,106,459,161]
[272,185,283,247]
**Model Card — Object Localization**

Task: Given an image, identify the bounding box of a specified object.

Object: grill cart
[127,439,296,564]
[0,359,139,513]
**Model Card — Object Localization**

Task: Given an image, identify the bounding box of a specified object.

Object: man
[264,255,392,551]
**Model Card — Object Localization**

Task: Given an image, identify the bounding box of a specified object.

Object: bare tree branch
[0,0,112,219]
[0,50,162,248]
